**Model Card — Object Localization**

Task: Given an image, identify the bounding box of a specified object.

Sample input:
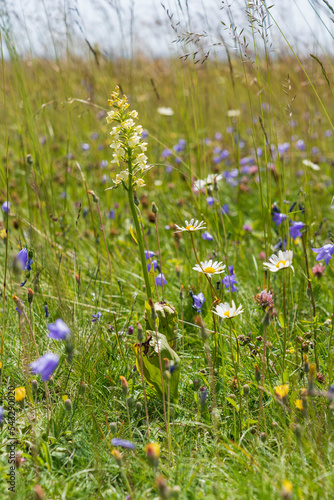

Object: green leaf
[278,313,286,328]
[133,331,180,402]
[226,397,239,412]
[144,302,178,344]
[41,441,52,471]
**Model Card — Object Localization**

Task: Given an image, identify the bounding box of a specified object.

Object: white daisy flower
[213,300,244,319]
[193,259,225,276]
[227,109,241,118]
[175,219,206,233]
[193,179,207,192]
[302,159,320,171]
[263,250,294,273]
[157,107,174,116]
[193,174,224,192]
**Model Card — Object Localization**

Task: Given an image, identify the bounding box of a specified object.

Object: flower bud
[136,401,142,412]
[260,432,266,442]
[156,475,170,499]
[137,322,144,342]
[254,364,261,383]
[148,299,157,320]
[193,379,200,391]
[145,442,160,468]
[120,376,128,396]
[200,387,208,407]
[110,422,117,435]
[34,485,45,499]
[79,381,86,395]
[127,397,134,409]
[28,288,34,304]
[127,325,134,335]
[26,154,33,165]
[243,384,250,396]
[87,190,99,203]
[64,399,72,414]
[112,449,122,466]
[151,202,158,214]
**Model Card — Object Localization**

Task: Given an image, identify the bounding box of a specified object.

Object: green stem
[127,154,152,300]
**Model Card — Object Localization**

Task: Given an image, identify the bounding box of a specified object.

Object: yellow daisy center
[276,260,286,268]
[186,225,196,231]
[223,311,230,317]
[203,266,215,273]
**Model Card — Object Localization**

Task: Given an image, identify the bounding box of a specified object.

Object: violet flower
[111,438,136,450]
[272,212,287,226]
[192,292,205,312]
[155,274,167,287]
[312,244,334,266]
[1,201,10,213]
[147,260,158,272]
[30,353,59,382]
[48,319,70,340]
[16,248,28,270]
[289,221,304,240]
[222,265,238,292]
[202,231,213,241]
[92,312,102,322]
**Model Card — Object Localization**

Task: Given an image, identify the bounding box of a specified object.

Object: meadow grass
[0,8,334,498]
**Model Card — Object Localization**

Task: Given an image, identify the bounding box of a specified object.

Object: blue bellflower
[289,221,304,240]
[272,212,287,226]
[155,274,167,287]
[92,312,102,322]
[206,197,215,207]
[192,292,205,312]
[16,248,28,270]
[30,353,59,382]
[312,244,334,266]
[222,265,238,292]
[221,204,229,215]
[1,201,10,213]
[111,438,136,449]
[147,260,158,272]
[202,231,213,241]
[48,319,70,340]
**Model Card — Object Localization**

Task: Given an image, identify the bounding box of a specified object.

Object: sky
[1,0,334,59]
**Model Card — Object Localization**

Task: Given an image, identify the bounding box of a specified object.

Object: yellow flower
[300,388,307,397]
[14,387,26,402]
[62,395,69,402]
[145,443,160,459]
[274,384,289,399]
[295,399,303,410]
[145,443,160,467]
[112,449,122,465]
[0,229,7,239]
[281,480,293,498]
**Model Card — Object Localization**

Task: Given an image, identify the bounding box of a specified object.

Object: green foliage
[133,330,180,402]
